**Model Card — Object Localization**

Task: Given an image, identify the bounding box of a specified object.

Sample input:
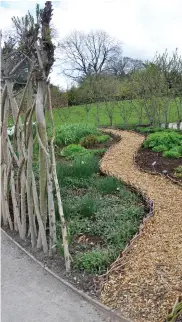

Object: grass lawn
[49,99,180,128]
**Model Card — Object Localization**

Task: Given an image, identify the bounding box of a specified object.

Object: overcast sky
[1,0,182,88]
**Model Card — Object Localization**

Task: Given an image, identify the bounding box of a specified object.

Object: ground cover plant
[143,131,182,158]
[54,124,145,274]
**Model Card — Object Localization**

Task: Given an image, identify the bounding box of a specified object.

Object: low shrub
[152,144,168,152]
[80,134,98,148]
[163,146,182,158]
[143,131,182,158]
[73,249,116,273]
[136,127,180,134]
[60,144,90,159]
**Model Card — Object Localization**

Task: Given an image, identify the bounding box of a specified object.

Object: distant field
[8,99,180,128]
[49,99,180,128]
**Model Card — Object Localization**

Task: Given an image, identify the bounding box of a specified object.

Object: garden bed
[3,124,148,299]
[133,128,182,184]
[135,148,182,184]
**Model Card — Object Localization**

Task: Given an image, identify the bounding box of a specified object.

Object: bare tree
[108,56,144,79]
[58,30,122,81]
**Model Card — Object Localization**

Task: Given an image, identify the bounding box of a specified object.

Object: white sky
[1,0,182,88]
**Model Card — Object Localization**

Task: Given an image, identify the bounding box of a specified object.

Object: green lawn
[8,98,180,129]
[49,99,180,128]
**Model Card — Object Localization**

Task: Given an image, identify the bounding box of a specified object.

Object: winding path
[100,130,182,322]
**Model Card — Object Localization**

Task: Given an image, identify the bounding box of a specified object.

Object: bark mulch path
[100,130,182,322]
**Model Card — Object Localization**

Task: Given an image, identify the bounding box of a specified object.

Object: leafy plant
[152,144,168,152]
[73,249,116,273]
[163,147,182,158]
[61,144,90,159]
[80,134,98,148]
[55,123,99,146]
[143,131,182,158]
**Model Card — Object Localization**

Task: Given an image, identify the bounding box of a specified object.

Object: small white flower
[81,161,85,164]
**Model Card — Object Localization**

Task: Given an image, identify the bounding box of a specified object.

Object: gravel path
[100,130,182,322]
[1,233,107,322]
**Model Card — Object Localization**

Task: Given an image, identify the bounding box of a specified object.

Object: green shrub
[136,127,152,134]
[80,134,98,148]
[60,144,90,159]
[163,147,182,158]
[93,177,122,195]
[136,127,180,134]
[96,134,110,143]
[73,249,116,273]
[55,123,99,146]
[152,144,168,152]
[143,131,182,158]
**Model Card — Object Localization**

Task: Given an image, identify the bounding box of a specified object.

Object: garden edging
[1,228,132,322]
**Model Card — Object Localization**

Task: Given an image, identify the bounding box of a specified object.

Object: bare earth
[100,130,182,322]
[1,232,107,322]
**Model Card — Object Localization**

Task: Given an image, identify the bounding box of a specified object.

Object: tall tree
[108,56,144,79]
[58,30,122,81]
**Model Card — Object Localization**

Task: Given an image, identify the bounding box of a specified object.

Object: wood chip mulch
[100,130,182,322]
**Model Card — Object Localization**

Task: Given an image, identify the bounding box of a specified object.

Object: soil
[135,147,182,184]
[176,314,182,322]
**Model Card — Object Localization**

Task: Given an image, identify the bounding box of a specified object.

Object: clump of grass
[55,123,99,146]
[77,194,100,218]
[93,176,122,195]
[96,134,110,143]
[56,154,99,182]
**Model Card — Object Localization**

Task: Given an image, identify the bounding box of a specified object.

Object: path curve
[100,130,182,322]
